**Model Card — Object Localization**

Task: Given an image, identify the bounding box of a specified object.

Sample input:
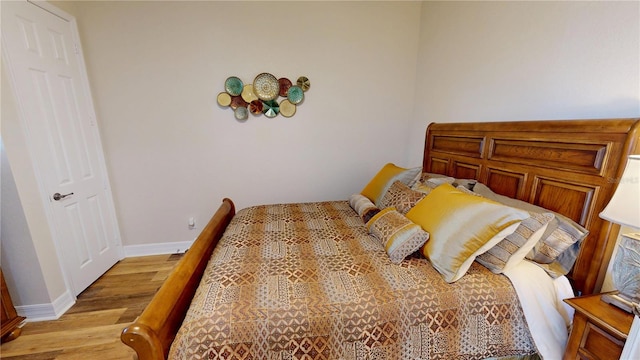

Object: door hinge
[73,42,80,55]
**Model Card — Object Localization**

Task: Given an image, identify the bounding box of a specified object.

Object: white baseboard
[16,289,75,322]
[123,240,194,257]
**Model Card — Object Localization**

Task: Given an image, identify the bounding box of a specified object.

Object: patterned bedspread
[169,201,537,359]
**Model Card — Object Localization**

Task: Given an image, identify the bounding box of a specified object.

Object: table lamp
[599,155,640,314]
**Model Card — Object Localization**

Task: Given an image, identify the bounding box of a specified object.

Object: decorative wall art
[217,73,310,121]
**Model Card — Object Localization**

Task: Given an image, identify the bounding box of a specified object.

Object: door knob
[53,192,74,201]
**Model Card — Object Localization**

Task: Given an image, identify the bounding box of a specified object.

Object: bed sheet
[504,260,574,359]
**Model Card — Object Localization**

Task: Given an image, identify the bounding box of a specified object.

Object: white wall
[65,1,422,247]
[0,140,50,305]
[408,1,640,165]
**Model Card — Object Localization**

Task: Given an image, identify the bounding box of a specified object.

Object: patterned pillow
[366,208,430,264]
[419,172,456,185]
[411,181,436,195]
[361,163,421,207]
[456,185,481,196]
[379,181,425,215]
[348,193,380,223]
[527,223,586,264]
[476,211,554,273]
[472,182,588,271]
[406,184,529,283]
[417,173,477,192]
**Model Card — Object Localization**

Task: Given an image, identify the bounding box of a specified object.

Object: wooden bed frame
[122,118,640,360]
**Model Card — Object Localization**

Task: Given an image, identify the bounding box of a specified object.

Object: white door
[2,0,122,295]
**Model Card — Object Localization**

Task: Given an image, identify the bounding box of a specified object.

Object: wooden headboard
[423,118,640,296]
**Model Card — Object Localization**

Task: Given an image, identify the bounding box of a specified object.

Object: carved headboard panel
[423,119,640,295]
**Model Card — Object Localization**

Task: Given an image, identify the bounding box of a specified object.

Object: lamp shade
[600,155,640,228]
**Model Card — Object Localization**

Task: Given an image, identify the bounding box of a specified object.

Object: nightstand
[1,269,26,342]
[564,292,634,360]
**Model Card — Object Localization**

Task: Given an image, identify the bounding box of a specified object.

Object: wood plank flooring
[0,253,183,359]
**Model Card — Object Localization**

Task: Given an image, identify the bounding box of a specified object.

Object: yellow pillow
[361,163,421,206]
[406,183,529,282]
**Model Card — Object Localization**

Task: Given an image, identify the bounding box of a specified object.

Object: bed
[122,119,640,360]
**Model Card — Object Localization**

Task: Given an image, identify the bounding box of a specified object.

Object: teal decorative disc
[225,76,243,96]
[287,85,304,104]
[262,100,279,118]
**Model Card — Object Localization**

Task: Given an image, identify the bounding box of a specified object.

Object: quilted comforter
[169,201,537,359]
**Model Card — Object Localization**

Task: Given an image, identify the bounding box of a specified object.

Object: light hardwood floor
[0,254,183,359]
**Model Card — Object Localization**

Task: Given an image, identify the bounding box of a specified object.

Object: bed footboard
[121,198,235,360]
